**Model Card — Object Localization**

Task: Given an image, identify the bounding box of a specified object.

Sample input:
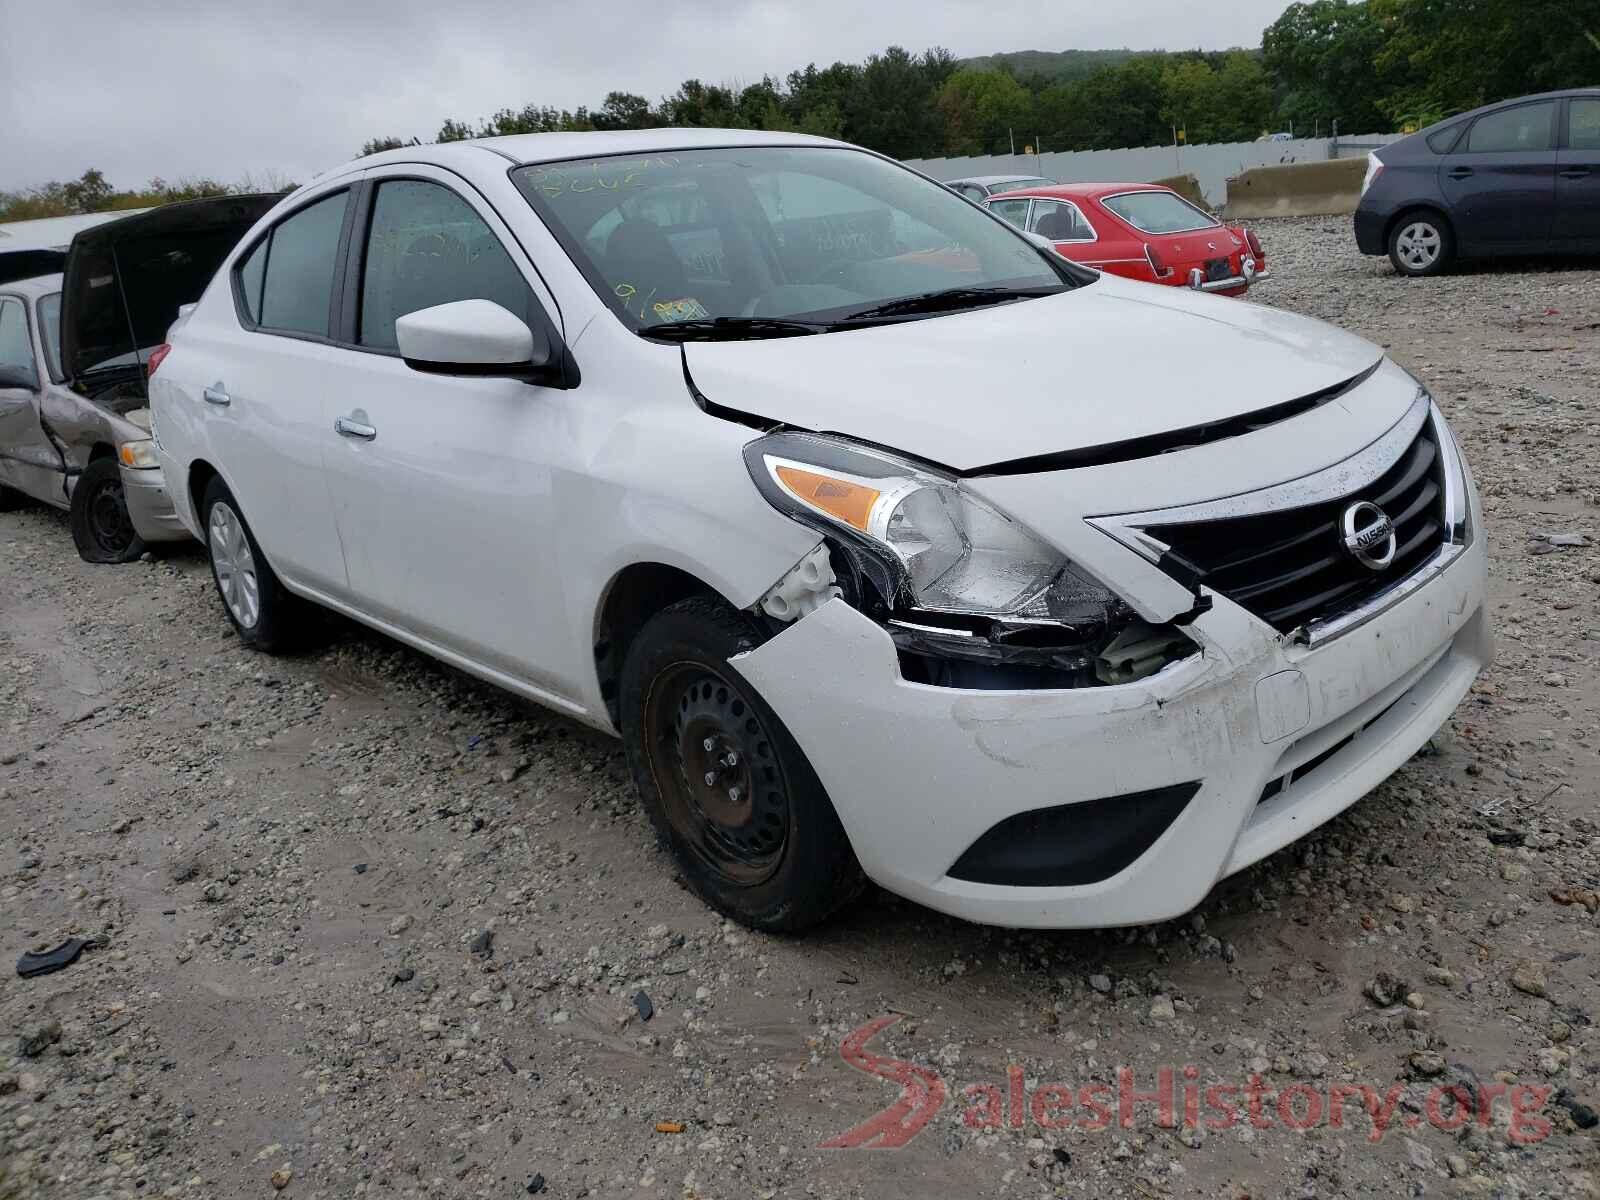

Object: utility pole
[1009,127,1015,156]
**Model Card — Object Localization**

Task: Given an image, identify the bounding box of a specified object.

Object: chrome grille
[1146,420,1448,633]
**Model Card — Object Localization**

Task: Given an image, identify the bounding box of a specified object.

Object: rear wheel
[0,483,24,512]
[202,477,306,653]
[70,457,146,563]
[1388,212,1455,277]
[620,596,865,932]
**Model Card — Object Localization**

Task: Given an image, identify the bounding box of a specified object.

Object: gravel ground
[3,217,1599,1199]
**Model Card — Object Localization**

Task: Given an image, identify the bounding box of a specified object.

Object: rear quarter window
[1425,125,1463,154]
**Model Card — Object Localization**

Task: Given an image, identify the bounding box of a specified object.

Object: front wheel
[1388,213,1455,277]
[70,457,146,563]
[620,596,865,932]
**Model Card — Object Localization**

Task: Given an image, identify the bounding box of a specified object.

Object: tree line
[0,171,295,224]
[360,0,1595,159]
[4,0,1594,224]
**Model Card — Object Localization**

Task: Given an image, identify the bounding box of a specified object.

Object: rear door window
[1029,200,1094,241]
[987,198,1030,229]
[254,191,349,337]
[0,297,34,381]
[1570,99,1600,151]
[356,179,538,352]
[36,294,63,381]
[1465,102,1555,153]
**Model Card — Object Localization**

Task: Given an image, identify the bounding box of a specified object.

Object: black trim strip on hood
[965,359,1384,477]
[686,344,1384,479]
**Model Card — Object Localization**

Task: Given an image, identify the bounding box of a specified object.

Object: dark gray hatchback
[1354,89,1600,276]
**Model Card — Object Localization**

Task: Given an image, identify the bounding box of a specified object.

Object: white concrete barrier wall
[905,133,1404,209]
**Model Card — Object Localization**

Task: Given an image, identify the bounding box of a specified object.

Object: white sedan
[149,128,1489,931]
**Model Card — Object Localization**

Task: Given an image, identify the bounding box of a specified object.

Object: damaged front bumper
[120,464,190,544]
[732,533,1488,929]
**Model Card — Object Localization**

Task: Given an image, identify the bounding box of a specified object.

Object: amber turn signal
[773,465,880,532]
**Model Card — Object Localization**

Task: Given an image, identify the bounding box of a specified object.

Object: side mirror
[0,363,37,391]
[396,299,552,380]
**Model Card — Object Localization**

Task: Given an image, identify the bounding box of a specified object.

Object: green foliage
[1160,52,1274,144]
[360,136,421,156]
[1263,0,1388,133]
[0,168,274,223]
[937,68,1035,155]
[960,48,1139,83]
[11,0,1596,215]
[1370,0,1599,125]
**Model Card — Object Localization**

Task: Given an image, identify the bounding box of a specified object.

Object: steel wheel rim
[1396,222,1441,269]
[208,501,260,629]
[643,661,790,886]
[86,476,135,557]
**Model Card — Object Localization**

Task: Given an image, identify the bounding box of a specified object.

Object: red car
[982,183,1268,297]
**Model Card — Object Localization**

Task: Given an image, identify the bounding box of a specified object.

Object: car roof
[948,174,1048,186]
[0,273,63,300]
[986,183,1172,201]
[1405,87,1600,144]
[346,127,843,177]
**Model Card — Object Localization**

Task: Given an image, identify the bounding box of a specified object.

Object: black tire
[201,476,307,653]
[69,457,146,563]
[620,595,866,932]
[1387,211,1455,277]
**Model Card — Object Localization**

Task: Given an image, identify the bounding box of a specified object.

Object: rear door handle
[1447,167,1473,180]
[1561,167,1593,179]
[202,383,230,406]
[334,416,377,441]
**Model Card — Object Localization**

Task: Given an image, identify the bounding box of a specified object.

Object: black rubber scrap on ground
[17,937,98,979]
[1555,1089,1598,1130]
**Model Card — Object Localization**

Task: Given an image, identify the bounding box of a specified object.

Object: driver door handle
[1447,166,1473,180]
[202,383,230,406]
[1561,167,1592,179]
[334,416,377,441]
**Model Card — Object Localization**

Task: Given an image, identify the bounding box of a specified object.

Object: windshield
[37,294,63,382]
[511,146,1078,336]
[1100,191,1219,235]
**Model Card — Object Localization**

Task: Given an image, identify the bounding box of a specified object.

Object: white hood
[684,274,1386,473]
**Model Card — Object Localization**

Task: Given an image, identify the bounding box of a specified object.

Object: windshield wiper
[840,285,1062,323]
[638,317,840,342]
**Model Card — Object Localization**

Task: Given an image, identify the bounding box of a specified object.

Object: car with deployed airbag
[148,130,1489,932]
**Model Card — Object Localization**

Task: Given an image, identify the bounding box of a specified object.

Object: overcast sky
[2,0,1288,193]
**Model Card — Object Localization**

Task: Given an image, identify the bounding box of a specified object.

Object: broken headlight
[744,431,1116,622]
